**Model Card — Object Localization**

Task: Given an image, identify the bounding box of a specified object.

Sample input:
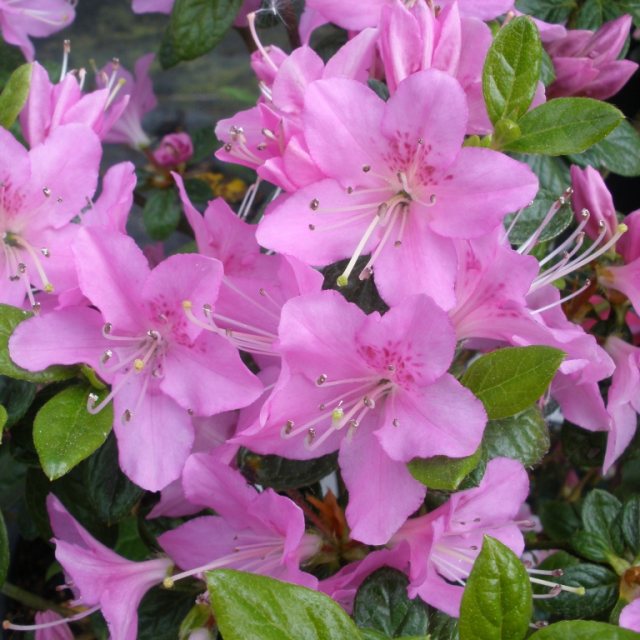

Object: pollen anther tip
[182,300,192,310]
[163,577,175,589]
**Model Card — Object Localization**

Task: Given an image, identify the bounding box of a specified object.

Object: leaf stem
[1,582,68,616]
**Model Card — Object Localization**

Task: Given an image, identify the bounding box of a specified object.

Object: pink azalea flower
[20,61,129,147]
[47,494,172,640]
[158,453,321,589]
[96,54,157,148]
[0,0,75,60]
[390,457,529,617]
[9,228,263,490]
[131,0,174,13]
[257,69,538,309]
[546,15,638,100]
[0,124,101,309]
[152,132,193,167]
[620,599,640,633]
[602,337,640,472]
[616,209,640,264]
[174,173,322,360]
[236,290,487,544]
[378,1,495,134]
[570,165,618,242]
[35,611,73,640]
[599,256,640,318]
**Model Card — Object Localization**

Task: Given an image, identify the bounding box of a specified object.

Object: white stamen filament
[3,606,100,633]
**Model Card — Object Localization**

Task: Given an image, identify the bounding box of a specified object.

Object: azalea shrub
[1,0,640,638]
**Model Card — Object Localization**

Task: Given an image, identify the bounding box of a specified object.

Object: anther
[360,267,373,280]
[42,187,51,197]
[332,406,345,422]
[40,248,50,257]
[336,274,348,288]
[101,349,113,364]
[347,187,354,194]
[224,143,232,152]
[310,199,319,211]
[187,408,194,416]
[163,577,175,589]
[392,418,400,427]
[307,427,316,443]
[103,322,113,334]
[17,263,26,274]
[362,165,371,173]
[284,420,294,434]
[122,409,133,423]
[316,374,327,386]
[308,224,316,231]
[387,365,396,372]
[57,197,63,204]
[88,392,99,407]
[418,137,424,145]
[363,396,375,409]
[429,194,437,205]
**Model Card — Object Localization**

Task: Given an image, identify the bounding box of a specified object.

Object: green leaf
[534,563,618,619]
[572,530,617,563]
[504,189,573,245]
[34,385,113,480]
[142,188,182,241]
[482,406,550,467]
[514,0,576,23]
[459,536,532,640]
[183,178,213,204]
[0,41,25,88]
[0,509,8,586]
[191,126,218,163]
[581,490,624,556]
[207,569,363,640]
[622,496,640,554]
[540,50,556,87]
[138,586,199,640]
[568,121,640,178]
[538,500,581,542]
[575,0,621,29]
[368,79,390,102]
[178,602,212,640]
[408,448,481,491]
[165,0,244,65]
[0,63,32,129]
[429,611,459,640]
[509,154,570,195]
[0,377,35,428]
[353,567,429,638]
[84,434,144,525]
[502,99,624,156]
[0,304,75,383]
[461,346,564,420]
[0,404,6,432]
[483,17,542,125]
[561,422,606,468]
[530,621,640,640]
[238,449,338,491]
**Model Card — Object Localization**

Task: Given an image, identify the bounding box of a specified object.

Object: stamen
[247,12,279,72]
[60,39,71,80]
[531,279,591,315]
[3,606,100,632]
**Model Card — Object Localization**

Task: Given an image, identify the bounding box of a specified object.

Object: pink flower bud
[570,165,618,241]
[152,132,194,167]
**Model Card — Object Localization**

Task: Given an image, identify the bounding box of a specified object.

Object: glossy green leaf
[581,490,624,556]
[0,304,75,383]
[540,50,556,87]
[164,0,244,65]
[504,190,573,245]
[535,563,617,619]
[408,448,481,491]
[461,346,564,420]
[238,449,338,491]
[502,99,623,155]
[482,406,550,467]
[0,62,31,129]
[428,611,459,640]
[207,569,363,640]
[459,536,532,640]
[514,0,575,23]
[84,434,144,525]
[510,154,570,195]
[538,500,581,542]
[34,385,113,480]
[529,621,640,639]
[568,121,640,178]
[483,17,541,125]
[142,188,182,241]
[0,404,6,432]
[0,377,35,428]
[622,496,640,554]
[575,0,622,29]
[353,567,429,638]
[572,530,618,563]
[138,586,199,640]
[0,509,8,586]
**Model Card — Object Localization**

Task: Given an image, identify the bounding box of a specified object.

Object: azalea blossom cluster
[1,0,639,638]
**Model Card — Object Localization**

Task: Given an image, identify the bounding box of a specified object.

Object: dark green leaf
[514,0,576,23]
[572,530,617,563]
[459,536,532,640]
[561,422,606,468]
[483,17,542,125]
[0,509,8,586]
[191,126,218,163]
[207,569,363,639]
[353,567,429,638]
[166,0,244,64]
[34,385,113,480]
[540,50,556,87]
[538,500,581,542]
[503,99,624,155]
[84,434,144,525]
[530,621,640,640]
[429,611,459,640]
[622,496,640,554]
[408,448,481,491]
[138,585,198,640]
[0,41,25,88]
[0,63,31,129]
[504,190,573,245]
[0,304,76,383]
[142,188,182,241]
[368,79,390,101]
[238,449,338,491]
[159,27,181,70]
[535,563,617,619]
[568,121,640,178]
[482,406,550,467]
[0,377,35,428]
[581,490,623,556]
[183,178,214,204]
[461,346,564,420]
[0,405,6,432]
[509,154,570,194]
[575,0,621,29]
